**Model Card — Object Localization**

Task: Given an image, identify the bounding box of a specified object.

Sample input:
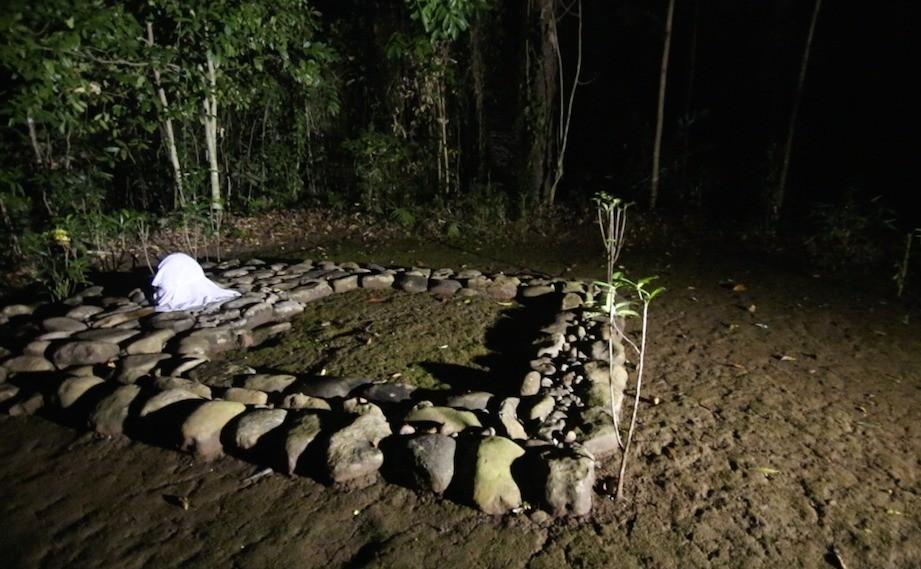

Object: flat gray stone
[90,385,141,437]
[73,328,140,344]
[0,382,19,404]
[272,301,304,320]
[360,274,395,290]
[522,284,555,298]
[51,341,119,368]
[543,446,595,517]
[124,329,175,355]
[139,388,204,417]
[331,275,360,293]
[403,405,482,436]
[285,412,324,474]
[574,406,620,458]
[472,436,526,515]
[241,374,297,393]
[91,307,153,328]
[55,375,106,408]
[147,311,196,332]
[527,395,556,422]
[429,279,462,297]
[115,353,171,384]
[484,282,518,301]
[280,393,332,411]
[2,355,56,373]
[287,281,333,304]
[396,273,428,293]
[152,377,212,399]
[234,408,288,450]
[291,376,372,399]
[561,292,584,310]
[241,302,276,329]
[180,400,246,459]
[521,371,541,396]
[357,382,417,405]
[23,340,52,357]
[43,316,88,333]
[326,412,391,484]
[498,397,528,440]
[223,387,268,406]
[445,391,493,412]
[406,434,456,494]
[2,304,37,317]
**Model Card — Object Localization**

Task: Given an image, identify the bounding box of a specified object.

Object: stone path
[0,258,629,517]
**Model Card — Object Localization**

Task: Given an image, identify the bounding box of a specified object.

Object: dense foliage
[1,1,916,297]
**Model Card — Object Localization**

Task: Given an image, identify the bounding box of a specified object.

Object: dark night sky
[560,0,919,226]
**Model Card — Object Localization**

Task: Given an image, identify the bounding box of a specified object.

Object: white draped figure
[151,253,240,312]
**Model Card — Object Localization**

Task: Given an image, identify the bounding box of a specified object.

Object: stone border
[0,258,628,517]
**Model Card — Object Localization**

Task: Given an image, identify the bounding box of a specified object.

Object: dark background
[557,0,918,227]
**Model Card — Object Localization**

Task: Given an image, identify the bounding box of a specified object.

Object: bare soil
[2,223,919,569]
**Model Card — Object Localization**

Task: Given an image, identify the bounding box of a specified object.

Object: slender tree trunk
[774,0,822,226]
[547,0,583,207]
[202,51,222,256]
[145,22,185,208]
[438,71,451,195]
[26,116,44,165]
[650,0,675,210]
[470,20,487,180]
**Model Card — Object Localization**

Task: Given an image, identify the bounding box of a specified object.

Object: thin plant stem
[607,305,624,448]
[616,299,650,501]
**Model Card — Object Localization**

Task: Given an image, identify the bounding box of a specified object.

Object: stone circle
[0,257,630,517]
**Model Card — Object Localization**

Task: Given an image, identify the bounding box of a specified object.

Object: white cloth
[151,253,240,312]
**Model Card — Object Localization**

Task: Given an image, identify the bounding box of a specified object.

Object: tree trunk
[524,0,558,207]
[145,22,185,208]
[650,0,675,210]
[470,20,487,181]
[773,0,822,226]
[547,0,583,207]
[26,115,44,166]
[203,51,222,254]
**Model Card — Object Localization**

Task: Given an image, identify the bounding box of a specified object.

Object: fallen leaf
[856,405,868,414]
[364,297,386,304]
[748,304,757,313]
[730,363,747,370]
[496,301,514,306]
[779,355,796,361]
[754,466,781,475]
[886,509,905,516]
[733,283,747,292]
[754,322,769,329]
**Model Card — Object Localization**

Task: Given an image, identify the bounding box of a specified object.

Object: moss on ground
[222,289,519,390]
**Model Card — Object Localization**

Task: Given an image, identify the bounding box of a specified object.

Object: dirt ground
[1,226,919,569]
